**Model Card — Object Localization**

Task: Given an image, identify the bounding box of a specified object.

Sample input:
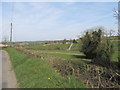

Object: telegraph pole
[10,23,12,42]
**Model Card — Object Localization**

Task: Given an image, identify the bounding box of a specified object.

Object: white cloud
[2,2,117,41]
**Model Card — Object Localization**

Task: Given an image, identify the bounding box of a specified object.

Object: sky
[1,2,118,42]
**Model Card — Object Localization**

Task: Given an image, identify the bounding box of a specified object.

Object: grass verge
[4,48,88,88]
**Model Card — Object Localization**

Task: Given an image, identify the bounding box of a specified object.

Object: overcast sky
[2,2,118,42]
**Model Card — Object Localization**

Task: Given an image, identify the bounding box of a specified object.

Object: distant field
[25,40,119,51]
[27,40,119,62]
[26,43,81,51]
[32,49,119,62]
[32,50,80,54]
[26,44,70,50]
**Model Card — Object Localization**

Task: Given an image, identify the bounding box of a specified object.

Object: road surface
[1,50,18,88]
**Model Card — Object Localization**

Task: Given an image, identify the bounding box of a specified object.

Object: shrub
[81,29,102,59]
[56,47,60,50]
[73,39,77,43]
[80,28,113,65]
[95,39,113,65]
[63,39,67,44]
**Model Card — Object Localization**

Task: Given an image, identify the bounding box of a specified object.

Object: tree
[80,28,113,65]
[63,39,67,44]
[73,39,77,43]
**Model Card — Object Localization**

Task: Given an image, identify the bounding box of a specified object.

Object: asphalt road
[1,50,18,88]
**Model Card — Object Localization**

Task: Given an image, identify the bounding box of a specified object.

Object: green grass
[112,51,119,62]
[111,41,119,62]
[27,40,119,63]
[44,53,91,67]
[109,36,119,40]
[33,48,118,63]
[71,43,81,51]
[41,53,85,61]
[26,44,70,50]
[26,43,82,51]
[112,41,119,50]
[4,48,88,88]
[31,49,91,66]
[32,49,80,54]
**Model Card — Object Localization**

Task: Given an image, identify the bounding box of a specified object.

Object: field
[4,48,87,88]
[26,43,81,51]
[4,39,119,88]
[26,40,119,62]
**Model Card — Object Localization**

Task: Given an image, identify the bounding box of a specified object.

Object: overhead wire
[11,2,14,23]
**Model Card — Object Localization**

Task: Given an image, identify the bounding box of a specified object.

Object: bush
[63,39,67,44]
[56,47,60,50]
[95,39,113,65]
[80,28,113,65]
[73,39,77,43]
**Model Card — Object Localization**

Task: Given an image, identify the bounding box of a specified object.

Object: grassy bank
[4,48,87,88]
